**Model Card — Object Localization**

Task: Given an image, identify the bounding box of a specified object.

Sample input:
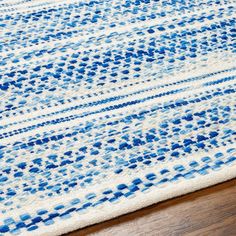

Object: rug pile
[0,0,235,235]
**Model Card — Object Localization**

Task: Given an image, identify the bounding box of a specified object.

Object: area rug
[0,0,236,235]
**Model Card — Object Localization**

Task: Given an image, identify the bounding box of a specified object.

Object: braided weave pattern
[0,0,236,235]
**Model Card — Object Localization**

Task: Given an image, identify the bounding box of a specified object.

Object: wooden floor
[66,179,236,236]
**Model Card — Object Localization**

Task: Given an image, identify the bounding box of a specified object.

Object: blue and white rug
[0,0,236,235]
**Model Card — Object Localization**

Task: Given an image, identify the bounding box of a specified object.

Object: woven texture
[0,0,236,235]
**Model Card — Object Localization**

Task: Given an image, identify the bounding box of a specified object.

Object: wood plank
[66,179,236,236]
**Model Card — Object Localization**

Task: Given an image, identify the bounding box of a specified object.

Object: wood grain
[65,179,236,236]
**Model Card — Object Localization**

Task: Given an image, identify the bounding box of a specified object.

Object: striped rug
[0,0,235,235]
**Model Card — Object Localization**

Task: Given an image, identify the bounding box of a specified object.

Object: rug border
[21,164,236,236]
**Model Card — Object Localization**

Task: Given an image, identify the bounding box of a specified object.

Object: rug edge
[26,164,236,236]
